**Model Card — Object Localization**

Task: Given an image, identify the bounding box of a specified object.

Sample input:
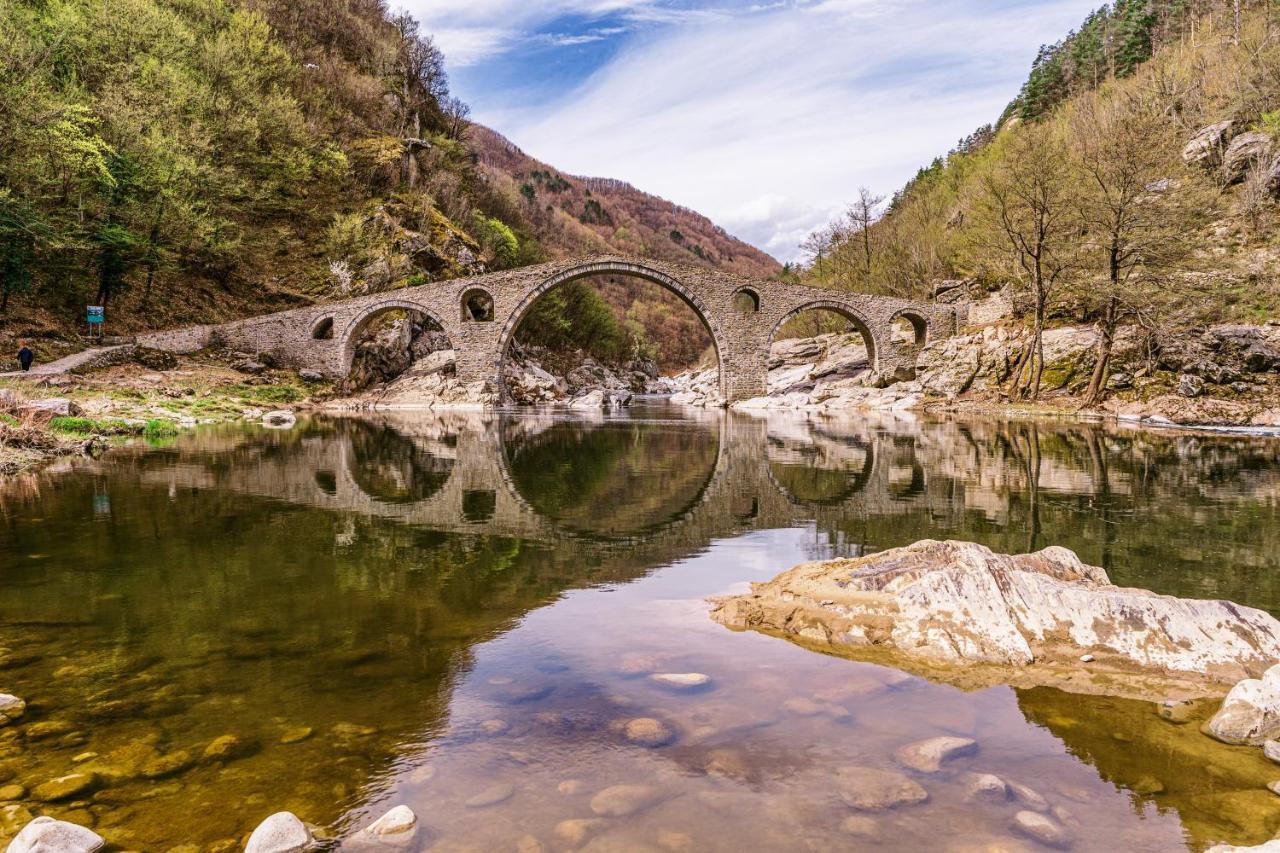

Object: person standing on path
[17,342,34,372]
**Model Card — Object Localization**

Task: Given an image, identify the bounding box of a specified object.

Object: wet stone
[201,734,256,764]
[1157,699,1199,725]
[279,726,313,745]
[0,694,25,726]
[516,834,545,853]
[1009,782,1050,813]
[555,818,605,848]
[623,718,675,748]
[966,773,1009,802]
[0,783,26,800]
[835,767,929,811]
[464,782,515,808]
[244,811,313,853]
[1011,810,1073,849]
[1265,739,1280,765]
[1131,775,1164,796]
[141,750,194,780]
[649,673,712,691]
[24,720,75,740]
[894,736,978,773]
[839,815,879,837]
[6,816,105,853]
[33,773,98,802]
[590,784,662,817]
[331,723,378,738]
[358,804,418,846]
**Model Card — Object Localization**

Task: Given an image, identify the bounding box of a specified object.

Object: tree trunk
[1085,296,1119,404]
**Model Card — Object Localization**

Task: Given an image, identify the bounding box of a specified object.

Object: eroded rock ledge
[709,540,1280,700]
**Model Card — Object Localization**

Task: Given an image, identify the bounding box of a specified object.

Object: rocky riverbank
[710,539,1280,701]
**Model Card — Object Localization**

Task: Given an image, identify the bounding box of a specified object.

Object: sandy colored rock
[622,717,675,748]
[355,804,418,847]
[0,784,26,801]
[1208,665,1280,745]
[32,773,96,802]
[589,784,662,817]
[710,540,1280,700]
[0,695,24,726]
[894,736,978,773]
[648,673,711,691]
[201,734,256,763]
[464,782,515,808]
[834,766,929,811]
[555,818,605,848]
[1011,810,1072,849]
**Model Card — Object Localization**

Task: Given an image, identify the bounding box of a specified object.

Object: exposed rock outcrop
[6,817,104,853]
[710,540,1280,700]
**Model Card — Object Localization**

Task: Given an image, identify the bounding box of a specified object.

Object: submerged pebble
[590,784,662,817]
[1011,810,1073,849]
[894,736,979,773]
[465,782,515,808]
[623,717,675,748]
[649,673,712,691]
[32,773,97,802]
[835,767,929,811]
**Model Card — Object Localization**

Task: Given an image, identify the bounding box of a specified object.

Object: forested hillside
[0,0,776,368]
[804,0,1280,400]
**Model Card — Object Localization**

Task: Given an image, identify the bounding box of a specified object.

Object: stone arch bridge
[146,255,959,403]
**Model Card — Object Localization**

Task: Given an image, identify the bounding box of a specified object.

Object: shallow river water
[3,404,1280,851]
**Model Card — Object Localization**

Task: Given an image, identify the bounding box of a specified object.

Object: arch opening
[312,316,334,340]
[766,428,875,506]
[767,304,877,396]
[462,288,494,322]
[732,287,760,314]
[891,311,929,347]
[496,264,724,407]
[340,301,452,394]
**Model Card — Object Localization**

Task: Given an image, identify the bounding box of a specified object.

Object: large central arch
[338,298,452,377]
[494,259,729,403]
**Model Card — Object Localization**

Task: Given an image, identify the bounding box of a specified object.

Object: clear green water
[2,405,1280,851]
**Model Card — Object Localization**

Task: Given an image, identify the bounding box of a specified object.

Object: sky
[406,0,1100,263]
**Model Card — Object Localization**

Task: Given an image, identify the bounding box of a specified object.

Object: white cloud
[473,0,1098,262]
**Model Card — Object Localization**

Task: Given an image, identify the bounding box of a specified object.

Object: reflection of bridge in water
[135,409,963,562]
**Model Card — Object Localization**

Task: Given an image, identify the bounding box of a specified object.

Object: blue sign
[87,306,104,325]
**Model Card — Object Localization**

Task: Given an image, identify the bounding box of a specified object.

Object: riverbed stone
[590,785,662,817]
[648,673,712,691]
[6,816,105,853]
[1265,740,1280,765]
[623,718,675,748]
[464,782,514,808]
[331,723,378,738]
[555,818,605,848]
[244,812,313,853]
[0,783,25,800]
[32,773,97,802]
[201,734,256,763]
[280,726,313,745]
[1011,810,1072,849]
[966,773,1009,801]
[894,736,978,773]
[23,721,74,741]
[839,815,879,837]
[354,804,418,847]
[141,750,194,779]
[1009,782,1050,813]
[835,766,929,811]
[0,695,24,726]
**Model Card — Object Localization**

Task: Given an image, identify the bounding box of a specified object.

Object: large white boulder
[710,540,1280,698]
[6,817,104,853]
[1207,665,1280,745]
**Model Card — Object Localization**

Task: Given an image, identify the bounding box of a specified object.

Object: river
[2,403,1280,851]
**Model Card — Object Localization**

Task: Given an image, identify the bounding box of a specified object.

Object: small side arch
[890,310,929,347]
[768,300,881,372]
[338,299,449,376]
[311,316,335,340]
[732,287,760,314]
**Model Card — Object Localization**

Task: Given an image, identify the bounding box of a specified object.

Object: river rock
[141,750,194,779]
[1009,782,1050,813]
[201,734,256,763]
[834,766,929,811]
[351,805,418,847]
[262,410,297,428]
[1011,810,1072,849]
[649,673,712,691]
[568,390,605,410]
[590,785,662,817]
[244,812,313,853]
[555,818,605,848]
[709,540,1280,699]
[894,736,978,773]
[623,718,675,748]
[6,816,105,853]
[966,773,1009,801]
[0,784,24,801]
[0,695,24,726]
[465,783,514,808]
[1265,740,1280,765]
[1207,664,1280,745]
[32,773,96,802]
